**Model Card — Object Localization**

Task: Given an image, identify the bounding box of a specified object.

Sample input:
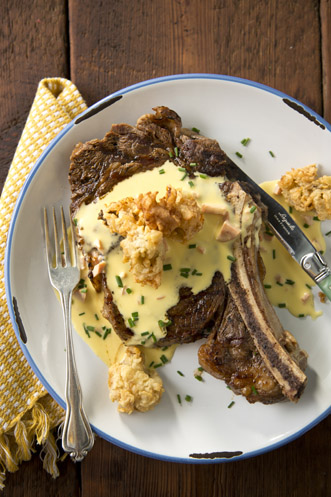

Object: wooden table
[1,1,330,495]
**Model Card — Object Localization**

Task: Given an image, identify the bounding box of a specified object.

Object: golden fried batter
[108,346,164,414]
[278,164,331,220]
[104,187,204,287]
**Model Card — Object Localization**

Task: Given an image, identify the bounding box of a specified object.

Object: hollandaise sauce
[71,163,325,369]
[260,180,325,319]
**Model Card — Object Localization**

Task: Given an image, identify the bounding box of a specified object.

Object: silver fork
[44,206,94,462]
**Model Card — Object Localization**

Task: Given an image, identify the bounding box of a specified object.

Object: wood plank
[69,0,322,113]
[0,0,70,188]
[82,417,330,497]
[321,0,331,123]
[2,452,81,497]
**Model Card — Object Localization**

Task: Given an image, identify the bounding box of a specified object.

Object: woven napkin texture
[0,78,87,488]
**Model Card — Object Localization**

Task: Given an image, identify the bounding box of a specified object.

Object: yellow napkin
[0,78,87,489]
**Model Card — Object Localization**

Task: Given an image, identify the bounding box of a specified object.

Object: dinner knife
[221,155,331,301]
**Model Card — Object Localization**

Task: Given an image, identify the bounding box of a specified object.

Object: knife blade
[220,155,331,301]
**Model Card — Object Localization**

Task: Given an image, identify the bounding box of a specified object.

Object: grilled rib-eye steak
[69,106,308,404]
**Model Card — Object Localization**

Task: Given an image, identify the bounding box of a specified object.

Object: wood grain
[82,417,331,497]
[0,0,330,495]
[69,0,322,112]
[321,0,331,122]
[0,0,69,188]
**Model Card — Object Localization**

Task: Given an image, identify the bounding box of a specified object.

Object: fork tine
[60,206,70,267]
[44,208,53,269]
[69,214,78,268]
[53,207,62,268]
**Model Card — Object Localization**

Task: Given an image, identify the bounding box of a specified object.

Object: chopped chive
[285,279,295,285]
[83,323,90,337]
[185,395,193,402]
[189,244,196,249]
[154,363,163,369]
[250,205,257,213]
[94,330,102,337]
[180,172,188,181]
[168,150,174,158]
[73,218,78,226]
[128,318,135,328]
[163,263,172,271]
[86,325,95,331]
[149,332,157,343]
[162,346,168,351]
[115,275,123,287]
[132,311,139,318]
[325,230,331,236]
[78,312,85,316]
[192,127,200,133]
[80,288,87,293]
[178,166,186,172]
[276,281,283,286]
[195,375,203,382]
[199,173,207,179]
[198,367,204,372]
[269,150,275,157]
[320,250,324,255]
[103,328,111,340]
[306,283,312,290]
[189,162,197,167]
[195,272,202,276]
[141,331,149,336]
[313,216,320,221]
[160,354,168,364]
[235,151,243,158]
[180,267,191,272]
[278,303,286,308]
[159,168,165,174]
[158,319,172,329]
[251,385,258,395]
[289,206,293,214]
[272,249,276,259]
[298,314,305,318]
[264,284,272,289]
[174,146,179,157]
[140,295,145,304]
[177,370,184,377]
[177,394,182,404]
[227,255,236,262]
[180,271,189,278]
[227,401,235,408]
[188,180,195,188]
[94,314,99,321]
[241,137,250,146]
[303,223,309,229]
[126,288,132,294]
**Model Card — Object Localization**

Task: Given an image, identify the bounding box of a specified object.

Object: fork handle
[60,290,95,462]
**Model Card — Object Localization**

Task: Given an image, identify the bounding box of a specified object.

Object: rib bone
[223,182,307,402]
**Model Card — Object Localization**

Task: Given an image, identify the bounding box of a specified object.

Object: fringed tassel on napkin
[0,402,65,490]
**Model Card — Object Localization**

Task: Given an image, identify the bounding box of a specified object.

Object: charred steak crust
[198,292,286,404]
[158,271,226,347]
[69,107,231,346]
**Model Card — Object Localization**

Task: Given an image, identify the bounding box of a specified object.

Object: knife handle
[317,274,331,302]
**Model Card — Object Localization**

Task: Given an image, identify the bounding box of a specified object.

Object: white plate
[5,74,331,462]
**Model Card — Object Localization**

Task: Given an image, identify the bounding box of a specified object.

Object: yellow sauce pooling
[74,162,239,347]
[71,167,326,370]
[260,180,325,319]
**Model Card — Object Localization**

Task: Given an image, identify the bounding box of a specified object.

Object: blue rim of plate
[4,73,331,463]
